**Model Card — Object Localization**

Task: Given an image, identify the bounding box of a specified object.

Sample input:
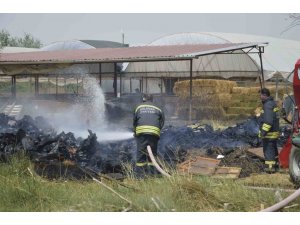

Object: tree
[0,29,10,48]
[0,29,42,48]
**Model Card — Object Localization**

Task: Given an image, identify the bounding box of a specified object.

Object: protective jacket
[133,101,164,137]
[260,97,280,139]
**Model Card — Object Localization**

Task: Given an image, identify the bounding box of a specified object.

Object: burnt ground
[0,113,290,179]
[217,148,265,178]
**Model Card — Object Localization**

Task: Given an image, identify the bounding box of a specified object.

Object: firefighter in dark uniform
[133,94,165,178]
[258,88,280,173]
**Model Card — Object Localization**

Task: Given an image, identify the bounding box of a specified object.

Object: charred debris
[0,113,290,179]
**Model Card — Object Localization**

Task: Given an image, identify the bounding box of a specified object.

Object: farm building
[123,32,300,94]
[1,33,299,121]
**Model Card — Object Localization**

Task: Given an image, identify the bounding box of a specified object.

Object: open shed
[0,42,266,121]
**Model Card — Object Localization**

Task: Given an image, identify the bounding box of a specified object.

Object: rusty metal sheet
[0,43,263,64]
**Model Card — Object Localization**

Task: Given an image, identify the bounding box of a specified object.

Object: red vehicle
[279,59,300,187]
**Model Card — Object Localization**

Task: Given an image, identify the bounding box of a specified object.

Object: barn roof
[0,43,264,65]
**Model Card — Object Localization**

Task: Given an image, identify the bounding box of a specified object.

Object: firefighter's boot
[264,160,276,174]
[133,163,147,179]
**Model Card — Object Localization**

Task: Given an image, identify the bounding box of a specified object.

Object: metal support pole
[141,77,143,93]
[160,76,163,94]
[30,76,32,94]
[47,77,50,94]
[35,74,39,97]
[76,76,79,94]
[11,75,16,98]
[119,71,122,97]
[64,77,66,93]
[82,77,84,91]
[189,59,193,123]
[258,76,263,90]
[56,76,58,100]
[114,63,117,97]
[259,46,265,88]
[99,63,102,86]
[275,76,279,101]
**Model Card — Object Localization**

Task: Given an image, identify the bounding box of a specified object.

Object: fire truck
[279,59,300,187]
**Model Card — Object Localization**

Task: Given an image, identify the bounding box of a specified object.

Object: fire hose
[147,145,171,178]
[260,187,300,212]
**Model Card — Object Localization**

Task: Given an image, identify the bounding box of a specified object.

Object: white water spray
[78,75,133,141]
[82,75,106,127]
[25,70,133,141]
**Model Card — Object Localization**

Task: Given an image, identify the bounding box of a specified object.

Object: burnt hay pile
[0,113,289,178]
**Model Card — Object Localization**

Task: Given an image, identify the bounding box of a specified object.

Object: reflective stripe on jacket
[260,97,280,139]
[133,102,165,137]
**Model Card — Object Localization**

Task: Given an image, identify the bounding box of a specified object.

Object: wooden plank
[177,156,220,176]
[188,166,216,175]
[215,166,241,174]
[213,173,240,179]
[213,166,241,179]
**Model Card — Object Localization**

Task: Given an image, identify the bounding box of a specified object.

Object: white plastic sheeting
[207,32,300,81]
[126,32,300,81]
[150,32,230,45]
[41,40,94,51]
[125,32,261,79]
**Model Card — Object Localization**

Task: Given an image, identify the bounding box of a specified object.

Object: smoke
[16,70,133,141]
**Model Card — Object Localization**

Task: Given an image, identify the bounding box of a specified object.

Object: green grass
[1,154,300,212]
[0,81,83,94]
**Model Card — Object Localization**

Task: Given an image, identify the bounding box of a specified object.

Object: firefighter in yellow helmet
[258,88,280,173]
[133,94,165,178]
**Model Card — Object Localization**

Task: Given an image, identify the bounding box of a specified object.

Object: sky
[0,13,300,46]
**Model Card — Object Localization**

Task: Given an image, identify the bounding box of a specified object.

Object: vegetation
[0,80,83,95]
[1,154,300,212]
[0,29,42,48]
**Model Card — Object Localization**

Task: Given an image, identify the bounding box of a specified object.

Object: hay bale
[177,105,226,120]
[264,85,293,99]
[174,81,292,121]
[249,87,261,93]
[173,79,237,97]
[189,94,232,107]
[231,92,260,103]
[226,107,255,115]
[232,87,251,95]
[224,114,251,121]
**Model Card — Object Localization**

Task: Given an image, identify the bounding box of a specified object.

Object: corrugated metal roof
[0,43,262,65]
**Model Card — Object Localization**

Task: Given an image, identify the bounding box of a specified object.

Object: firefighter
[133,94,165,178]
[258,88,280,173]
